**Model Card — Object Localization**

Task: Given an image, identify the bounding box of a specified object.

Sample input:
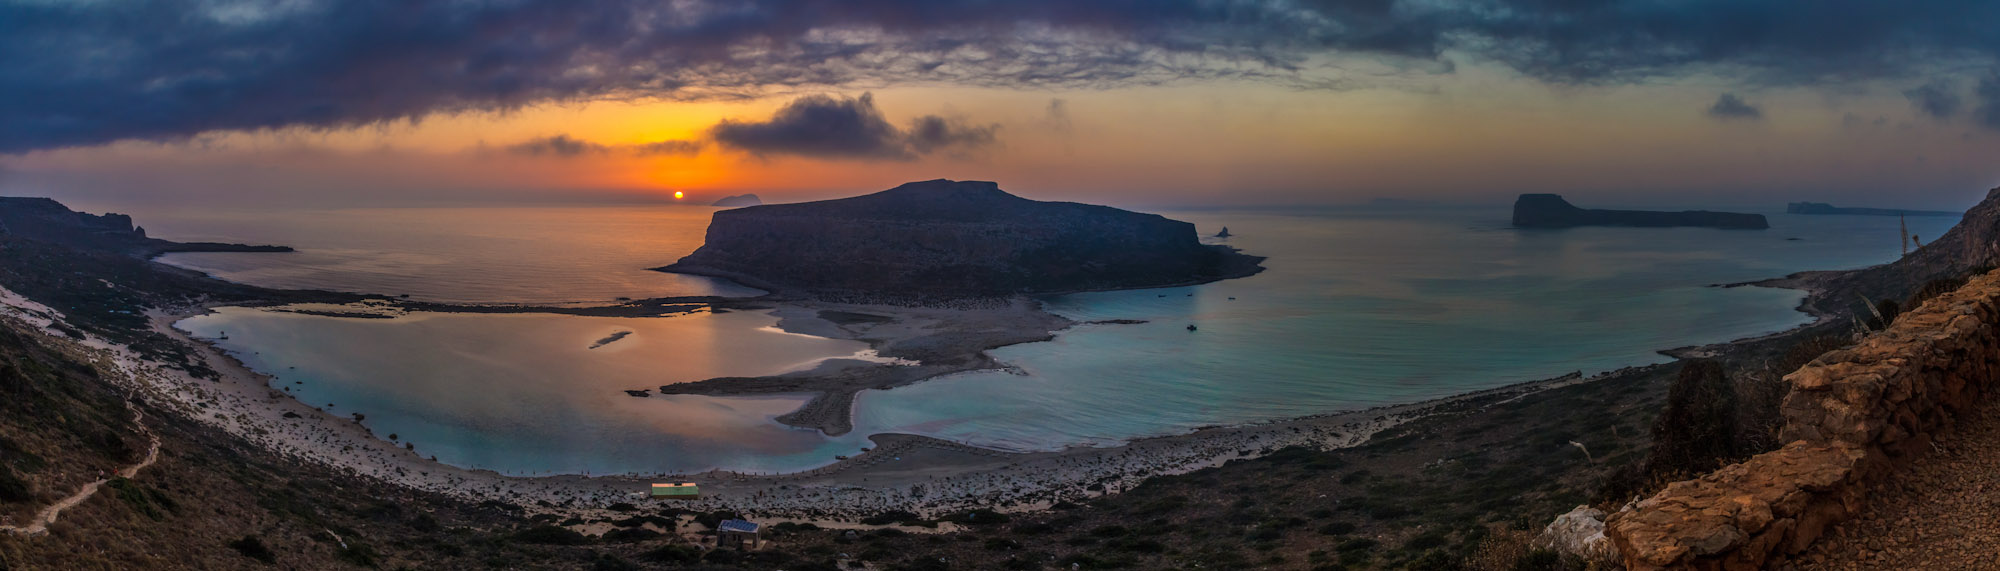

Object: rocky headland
[1786,201,1959,217]
[1513,193,1769,230]
[710,193,762,207]
[0,197,293,258]
[659,179,1264,299]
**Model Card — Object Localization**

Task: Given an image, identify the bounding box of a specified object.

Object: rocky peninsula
[659,179,1264,299]
[1513,193,1769,230]
[0,197,293,257]
[1785,201,1958,217]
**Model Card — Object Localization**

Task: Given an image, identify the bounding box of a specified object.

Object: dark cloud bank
[8,0,2000,153]
[1707,93,1763,121]
[709,93,995,159]
[502,135,702,157]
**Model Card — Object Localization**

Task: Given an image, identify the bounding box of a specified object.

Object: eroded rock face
[1512,194,1769,230]
[1606,267,2000,570]
[660,179,1264,298]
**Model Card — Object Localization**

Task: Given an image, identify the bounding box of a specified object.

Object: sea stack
[711,194,763,208]
[660,179,1265,298]
[1512,194,1768,230]
[1215,227,1232,238]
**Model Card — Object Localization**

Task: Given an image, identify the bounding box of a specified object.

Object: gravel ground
[1792,402,2000,570]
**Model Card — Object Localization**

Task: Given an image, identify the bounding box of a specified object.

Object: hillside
[0,197,291,258]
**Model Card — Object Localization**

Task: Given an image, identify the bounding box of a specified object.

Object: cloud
[1905,79,1964,119]
[1977,73,2000,130]
[502,135,702,158]
[505,135,608,157]
[632,140,705,156]
[9,1,2000,152]
[904,116,998,155]
[1706,93,1764,120]
[710,93,997,160]
[1043,99,1073,134]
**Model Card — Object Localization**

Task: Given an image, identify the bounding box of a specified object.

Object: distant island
[660,179,1265,298]
[0,197,293,257]
[710,193,762,207]
[1513,194,1769,230]
[1786,202,1959,217]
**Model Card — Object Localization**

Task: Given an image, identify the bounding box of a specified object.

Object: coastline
[2,265,1843,523]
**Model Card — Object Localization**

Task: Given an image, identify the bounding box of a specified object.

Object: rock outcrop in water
[1785,202,1958,217]
[0,197,293,257]
[711,193,762,207]
[1512,194,1768,230]
[660,179,1264,298]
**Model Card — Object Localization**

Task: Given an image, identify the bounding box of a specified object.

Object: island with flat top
[1512,193,1768,230]
[660,179,1265,299]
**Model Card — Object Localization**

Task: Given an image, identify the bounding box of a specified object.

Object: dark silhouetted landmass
[710,193,762,207]
[1785,202,1959,217]
[660,179,1265,298]
[0,197,293,258]
[1513,194,1768,229]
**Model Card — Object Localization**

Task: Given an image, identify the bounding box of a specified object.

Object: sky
[5,0,2000,210]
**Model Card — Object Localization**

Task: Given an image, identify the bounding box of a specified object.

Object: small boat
[835,455,849,460]
[1186,324,1198,331]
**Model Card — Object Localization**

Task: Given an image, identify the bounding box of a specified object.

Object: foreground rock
[1512,194,1769,230]
[660,179,1264,299]
[1607,265,2000,570]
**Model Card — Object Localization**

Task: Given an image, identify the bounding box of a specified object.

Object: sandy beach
[0,287,1698,525]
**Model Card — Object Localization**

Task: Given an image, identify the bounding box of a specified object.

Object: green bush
[601,527,662,543]
[510,525,589,546]
[0,466,30,502]
[227,535,277,564]
[638,544,700,563]
[1645,360,1738,478]
[591,554,640,571]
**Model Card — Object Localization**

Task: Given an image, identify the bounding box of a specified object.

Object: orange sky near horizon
[5,70,2000,211]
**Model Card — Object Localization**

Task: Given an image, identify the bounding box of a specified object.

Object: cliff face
[661,179,1263,297]
[1785,202,1959,217]
[0,197,144,245]
[1513,194,1769,229]
[0,197,291,257]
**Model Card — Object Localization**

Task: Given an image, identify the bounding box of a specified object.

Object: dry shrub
[1467,528,1588,571]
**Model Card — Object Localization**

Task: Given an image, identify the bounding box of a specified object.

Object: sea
[100,202,1958,476]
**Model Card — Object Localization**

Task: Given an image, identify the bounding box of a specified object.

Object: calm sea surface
[133,203,1960,475]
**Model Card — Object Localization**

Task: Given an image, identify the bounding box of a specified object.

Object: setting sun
[674,191,684,200]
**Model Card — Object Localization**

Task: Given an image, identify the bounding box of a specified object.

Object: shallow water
[175,307,877,475]
[142,204,1960,473]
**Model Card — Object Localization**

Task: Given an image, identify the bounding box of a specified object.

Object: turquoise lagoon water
[145,204,1959,474]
